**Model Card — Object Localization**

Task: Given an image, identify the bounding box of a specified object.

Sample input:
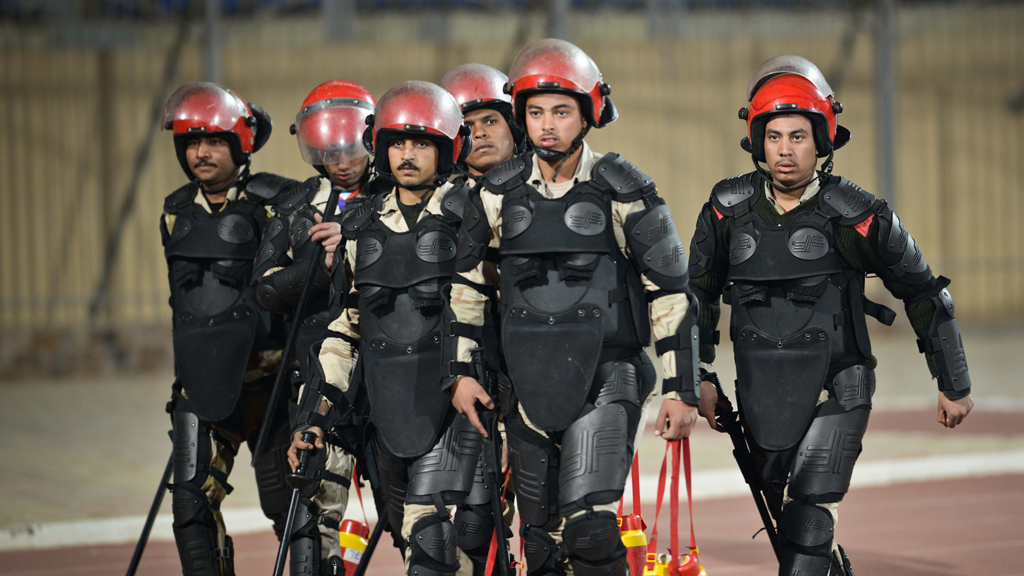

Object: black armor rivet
[233,311,239,318]
[593,309,601,317]
[578,309,585,317]
[370,343,375,350]
[805,334,811,341]
[380,342,386,348]
[819,333,826,340]
[548,316,555,324]
[208,319,214,326]
[521,310,527,318]
[826,195,831,199]
[434,336,440,343]
[751,333,757,340]
[777,341,783,348]
[406,346,413,353]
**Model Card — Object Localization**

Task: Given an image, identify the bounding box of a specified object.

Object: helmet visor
[295,100,373,165]
[163,82,250,135]
[747,55,834,103]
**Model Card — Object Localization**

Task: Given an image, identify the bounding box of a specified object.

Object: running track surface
[3,474,1022,576]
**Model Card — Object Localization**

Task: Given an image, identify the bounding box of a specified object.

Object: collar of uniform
[764,174,822,215]
[193,184,240,213]
[380,181,454,219]
[311,176,332,212]
[527,140,601,194]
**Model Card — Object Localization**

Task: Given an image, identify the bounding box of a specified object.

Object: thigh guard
[558,363,638,514]
[506,414,560,529]
[563,510,627,576]
[789,399,869,503]
[408,514,461,576]
[407,414,483,506]
[522,527,565,576]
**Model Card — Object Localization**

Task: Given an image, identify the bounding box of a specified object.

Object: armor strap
[863,298,896,326]
[207,467,235,494]
[318,515,341,532]
[313,470,352,490]
[447,361,474,378]
[449,320,483,341]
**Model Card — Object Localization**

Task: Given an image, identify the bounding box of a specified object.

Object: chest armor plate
[727,209,841,282]
[496,182,645,431]
[353,211,457,457]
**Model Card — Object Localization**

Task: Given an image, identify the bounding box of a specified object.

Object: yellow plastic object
[643,552,671,576]
[622,528,647,548]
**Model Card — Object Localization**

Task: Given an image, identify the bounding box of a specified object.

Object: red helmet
[364,81,469,183]
[739,55,850,162]
[291,80,376,174]
[438,63,524,156]
[506,38,616,129]
[163,82,270,179]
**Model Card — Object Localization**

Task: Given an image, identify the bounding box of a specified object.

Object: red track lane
[2,474,1022,576]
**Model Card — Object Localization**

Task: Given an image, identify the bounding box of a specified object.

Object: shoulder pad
[818,176,877,225]
[439,181,470,222]
[244,172,300,202]
[163,183,197,214]
[591,153,655,202]
[481,152,532,193]
[711,172,758,215]
[340,194,380,239]
[274,177,320,215]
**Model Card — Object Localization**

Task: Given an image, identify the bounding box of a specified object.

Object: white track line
[3,450,1023,551]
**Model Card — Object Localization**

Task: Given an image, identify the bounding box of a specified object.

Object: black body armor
[161,175,291,422]
[480,153,649,432]
[713,172,892,451]
[344,183,469,458]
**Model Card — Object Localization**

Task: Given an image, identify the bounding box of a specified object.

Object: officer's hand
[310,213,342,269]
[937,393,973,429]
[654,398,698,441]
[451,376,494,438]
[699,380,733,432]
[287,426,324,472]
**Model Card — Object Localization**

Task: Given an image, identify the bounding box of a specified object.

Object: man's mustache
[397,161,419,171]
[193,161,217,168]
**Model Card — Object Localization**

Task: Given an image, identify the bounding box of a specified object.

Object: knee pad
[288,499,327,576]
[558,403,631,515]
[171,483,226,576]
[778,500,835,557]
[522,527,565,576]
[172,409,211,485]
[506,415,560,529]
[408,515,460,576]
[407,415,482,506]
[789,401,869,503]
[454,504,494,557]
[562,511,626,566]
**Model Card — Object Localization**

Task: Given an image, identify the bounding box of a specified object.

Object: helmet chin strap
[533,124,591,181]
[752,149,834,193]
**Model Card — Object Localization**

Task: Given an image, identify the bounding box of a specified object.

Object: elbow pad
[455,189,492,273]
[653,294,700,405]
[916,287,971,398]
[876,207,933,285]
[252,216,290,282]
[624,198,689,291]
[255,261,330,315]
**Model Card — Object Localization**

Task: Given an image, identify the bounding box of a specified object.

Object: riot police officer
[445,39,702,576]
[160,82,298,576]
[438,62,523,575]
[688,56,974,575]
[257,79,378,576]
[308,81,483,576]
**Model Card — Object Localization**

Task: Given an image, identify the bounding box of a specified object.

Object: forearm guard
[440,285,483,389]
[292,364,361,454]
[255,259,331,315]
[916,287,971,399]
[252,216,290,281]
[653,294,700,405]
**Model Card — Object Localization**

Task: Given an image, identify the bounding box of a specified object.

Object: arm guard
[876,205,933,285]
[653,294,700,405]
[440,284,483,388]
[292,358,362,455]
[255,259,331,315]
[916,287,971,399]
[251,216,289,282]
[624,198,689,291]
[688,203,718,280]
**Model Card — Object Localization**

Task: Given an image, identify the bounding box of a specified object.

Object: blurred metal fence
[0,1,1021,341]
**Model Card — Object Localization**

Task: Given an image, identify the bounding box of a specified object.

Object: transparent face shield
[294,100,372,165]
[162,82,251,135]
[746,55,834,103]
[374,81,463,140]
